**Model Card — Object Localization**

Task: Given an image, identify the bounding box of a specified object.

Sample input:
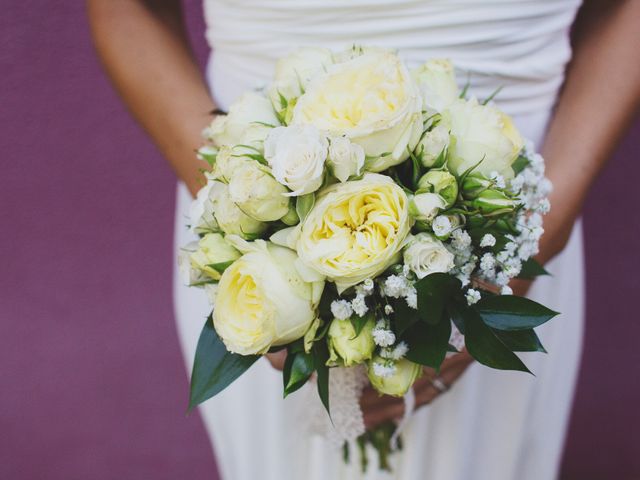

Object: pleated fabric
[174,2,584,478]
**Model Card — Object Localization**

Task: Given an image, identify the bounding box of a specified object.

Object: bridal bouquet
[180,46,556,470]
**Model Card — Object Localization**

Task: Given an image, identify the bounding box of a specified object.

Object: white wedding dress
[174,1,585,478]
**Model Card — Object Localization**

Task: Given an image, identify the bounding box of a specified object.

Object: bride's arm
[537,0,640,265]
[87,0,214,196]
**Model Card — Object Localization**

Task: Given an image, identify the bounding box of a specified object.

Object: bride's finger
[362,399,405,429]
[360,386,402,410]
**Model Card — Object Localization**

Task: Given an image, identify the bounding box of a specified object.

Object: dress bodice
[203,0,582,116]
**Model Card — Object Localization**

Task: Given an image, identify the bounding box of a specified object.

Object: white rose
[210,181,267,239]
[264,125,328,196]
[327,136,365,182]
[368,357,423,397]
[206,92,279,148]
[210,145,254,182]
[291,51,423,172]
[227,161,291,222]
[409,192,447,222]
[189,180,219,234]
[214,239,323,355]
[443,98,524,179]
[297,173,411,292]
[188,233,241,281]
[403,233,455,279]
[411,59,459,113]
[416,124,450,168]
[327,316,376,366]
[268,47,334,107]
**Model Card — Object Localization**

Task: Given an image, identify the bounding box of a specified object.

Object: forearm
[538,0,640,263]
[87,0,214,196]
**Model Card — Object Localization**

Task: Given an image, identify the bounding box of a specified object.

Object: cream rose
[411,59,459,113]
[443,98,524,179]
[327,316,376,366]
[268,47,334,107]
[210,181,267,239]
[409,192,447,223]
[227,161,291,222]
[291,51,423,172]
[368,357,423,397]
[188,233,241,281]
[416,124,450,168]
[206,92,279,148]
[214,239,322,355]
[296,173,411,291]
[403,233,455,279]
[264,125,328,196]
[327,135,365,182]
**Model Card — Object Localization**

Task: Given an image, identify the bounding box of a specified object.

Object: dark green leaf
[475,295,559,331]
[283,351,315,397]
[459,306,531,373]
[481,85,503,105]
[350,310,373,338]
[189,316,260,410]
[511,154,530,175]
[404,314,451,370]
[415,273,460,325]
[493,328,547,353]
[313,344,330,416]
[517,258,550,279]
[390,298,419,336]
[318,283,339,319]
[206,260,234,274]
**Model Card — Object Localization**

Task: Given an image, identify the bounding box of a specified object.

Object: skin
[88,0,640,428]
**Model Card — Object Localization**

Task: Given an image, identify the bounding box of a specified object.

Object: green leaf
[296,193,315,222]
[517,258,550,279]
[511,154,530,175]
[283,350,315,397]
[415,273,460,325]
[313,344,330,416]
[404,315,452,370]
[458,305,531,373]
[475,295,559,331]
[350,310,373,338]
[318,283,339,320]
[493,328,547,353]
[189,316,260,410]
[206,260,234,274]
[390,298,419,336]
[481,85,503,105]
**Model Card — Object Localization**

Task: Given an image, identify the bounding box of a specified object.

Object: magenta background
[1,2,639,479]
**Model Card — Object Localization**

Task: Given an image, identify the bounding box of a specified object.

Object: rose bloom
[296,173,411,292]
[291,50,423,172]
[214,239,322,355]
[206,92,279,148]
[443,98,524,179]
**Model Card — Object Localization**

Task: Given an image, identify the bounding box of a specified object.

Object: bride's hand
[266,350,287,370]
[359,350,474,429]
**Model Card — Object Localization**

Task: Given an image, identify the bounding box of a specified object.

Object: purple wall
[1,2,638,479]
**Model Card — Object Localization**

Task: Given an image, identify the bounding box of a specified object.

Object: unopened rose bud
[417,170,458,207]
[327,316,376,367]
[461,173,494,199]
[472,189,517,215]
[416,124,450,168]
[409,192,447,222]
[368,357,423,397]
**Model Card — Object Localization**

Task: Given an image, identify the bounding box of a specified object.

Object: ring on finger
[430,376,449,394]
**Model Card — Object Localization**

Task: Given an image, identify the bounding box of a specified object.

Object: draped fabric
[173,1,585,478]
